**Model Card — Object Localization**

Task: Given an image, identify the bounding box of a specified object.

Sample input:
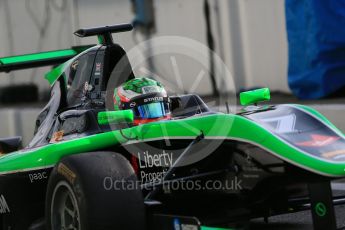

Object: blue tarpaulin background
[285,0,345,99]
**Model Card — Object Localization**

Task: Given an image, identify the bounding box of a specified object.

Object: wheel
[46,152,146,230]
[50,181,82,230]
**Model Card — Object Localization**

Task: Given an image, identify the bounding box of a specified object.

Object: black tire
[45,152,146,230]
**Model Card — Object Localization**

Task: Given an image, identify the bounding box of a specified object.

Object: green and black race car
[0,23,345,230]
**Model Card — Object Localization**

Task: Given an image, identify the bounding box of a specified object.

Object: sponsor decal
[144,96,164,103]
[29,172,48,183]
[296,134,340,147]
[138,151,173,169]
[95,62,101,75]
[138,151,173,183]
[315,202,327,217]
[0,195,10,214]
[57,163,76,184]
[140,170,167,183]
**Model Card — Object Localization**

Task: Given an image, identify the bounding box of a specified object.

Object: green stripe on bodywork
[0,45,97,85]
[1,112,345,176]
[0,49,76,65]
[0,128,132,173]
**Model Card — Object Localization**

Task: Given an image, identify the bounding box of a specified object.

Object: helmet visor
[137,102,167,119]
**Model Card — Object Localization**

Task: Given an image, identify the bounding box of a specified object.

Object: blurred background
[0,0,344,145]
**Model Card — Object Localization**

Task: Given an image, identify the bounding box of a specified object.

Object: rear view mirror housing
[240,88,271,106]
[97,110,134,125]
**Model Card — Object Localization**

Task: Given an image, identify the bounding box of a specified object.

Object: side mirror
[98,110,134,125]
[240,88,271,106]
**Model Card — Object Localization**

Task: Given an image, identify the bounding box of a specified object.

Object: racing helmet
[113,77,171,125]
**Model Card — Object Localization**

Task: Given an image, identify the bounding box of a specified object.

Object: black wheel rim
[51,181,81,230]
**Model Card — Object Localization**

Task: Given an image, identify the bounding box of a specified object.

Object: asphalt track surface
[249,183,345,230]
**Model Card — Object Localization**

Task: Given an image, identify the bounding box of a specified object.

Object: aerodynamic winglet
[0,45,95,73]
[74,23,133,37]
[74,23,133,45]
